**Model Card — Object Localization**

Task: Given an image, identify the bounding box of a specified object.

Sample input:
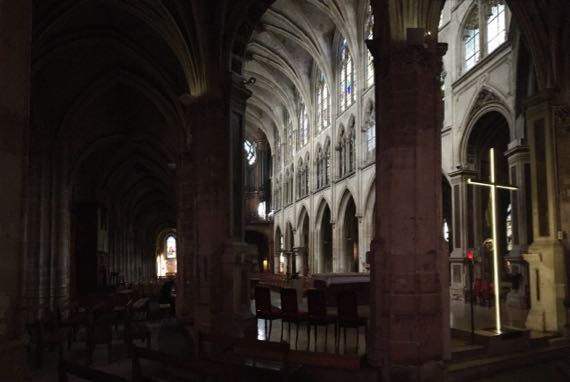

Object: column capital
[448,168,478,180]
[367,37,447,78]
[505,139,529,159]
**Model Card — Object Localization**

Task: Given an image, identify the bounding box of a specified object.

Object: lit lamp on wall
[262,258,269,272]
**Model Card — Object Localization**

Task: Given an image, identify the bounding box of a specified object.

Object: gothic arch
[296,205,310,230]
[337,187,359,221]
[459,88,513,165]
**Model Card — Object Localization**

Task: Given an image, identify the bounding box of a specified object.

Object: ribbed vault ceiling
[243,0,364,152]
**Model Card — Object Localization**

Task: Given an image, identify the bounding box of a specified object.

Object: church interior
[1,0,569,381]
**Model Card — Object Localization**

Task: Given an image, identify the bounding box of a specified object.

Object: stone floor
[449,300,529,331]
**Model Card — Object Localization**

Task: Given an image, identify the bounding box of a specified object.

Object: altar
[312,273,370,306]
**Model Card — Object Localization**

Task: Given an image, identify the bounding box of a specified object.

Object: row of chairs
[465,278,492,306]
[255,287,367,353]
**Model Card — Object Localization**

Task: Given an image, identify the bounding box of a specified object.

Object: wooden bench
[193,330,297,382]
[132,346,240,382]
[58,360,128,382]
[288,349,363,369]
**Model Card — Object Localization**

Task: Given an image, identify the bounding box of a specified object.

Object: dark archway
[320,205,333,273]
[274,226,283,273]
[342,196,359,272]
[466,111,511,281]
[245,230,270,272]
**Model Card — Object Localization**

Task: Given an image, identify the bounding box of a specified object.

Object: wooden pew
[132,345,240,382]
[231,338,295,382]
[58,360,128,382]
[288,349,363,369]
[193,330,296,382]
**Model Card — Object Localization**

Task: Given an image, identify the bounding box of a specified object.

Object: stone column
[448,168,478,302]
[368,34,448,380]
[524,98,566,332]
[176,93,231,332]
[504,141,531,308]
[177,73,256,336]
[0,1,32,379]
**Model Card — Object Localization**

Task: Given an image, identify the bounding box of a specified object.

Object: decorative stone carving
[468,89,505,122]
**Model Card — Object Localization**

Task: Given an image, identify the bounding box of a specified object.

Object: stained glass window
[339,39,355,113]
[366,3,375,87]
[166,236,176,259]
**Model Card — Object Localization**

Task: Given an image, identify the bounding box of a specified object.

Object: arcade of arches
[0,0,568,380]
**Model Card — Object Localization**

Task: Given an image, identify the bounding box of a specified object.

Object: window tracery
[462,1,508,73]
[316,71,330,132]
[339,38,355,113]
[298,102,309,149]
[366,3,375,88]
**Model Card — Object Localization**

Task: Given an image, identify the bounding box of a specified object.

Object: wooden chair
[254,286,282,340]
[85,301,114,364]
[481,279,492,306]
[56,301,86,349]
[472,278,482,303]
[27,309,66,369]
[280,288,307,349]
[58,360,128,382]
[124,300,151,354]
[306,289,336,352]
[336,291,367,354]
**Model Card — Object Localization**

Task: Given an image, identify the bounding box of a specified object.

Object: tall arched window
[297,158,303,199]
[347,122,356,173]
[315,145,322,189]
[274,130,281,172]
[298,102,309,148]
[324,139,331,185]
[165,236,176,259]
[364,102,376,162]
[462,1,508,72]
[284,169,290,205]
[275,177,281,209]
[316,71,330,132]
[286,120,293,162]
[338,127,346,177]
[339,38,355,113]
[304,154,310,196]
[463,6,480,71]
[244,139,256,165]
[366,3,375,88]
[486,0,506,54]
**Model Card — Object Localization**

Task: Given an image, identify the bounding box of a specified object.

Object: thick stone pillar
[504,141,531,308]
[524,98,568,332]
[448,168,477,302]
[0,0,32,379]
[368,35,448,380]
[177,74,256,336]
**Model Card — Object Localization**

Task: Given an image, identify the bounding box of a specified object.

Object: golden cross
[467,148,518,333]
